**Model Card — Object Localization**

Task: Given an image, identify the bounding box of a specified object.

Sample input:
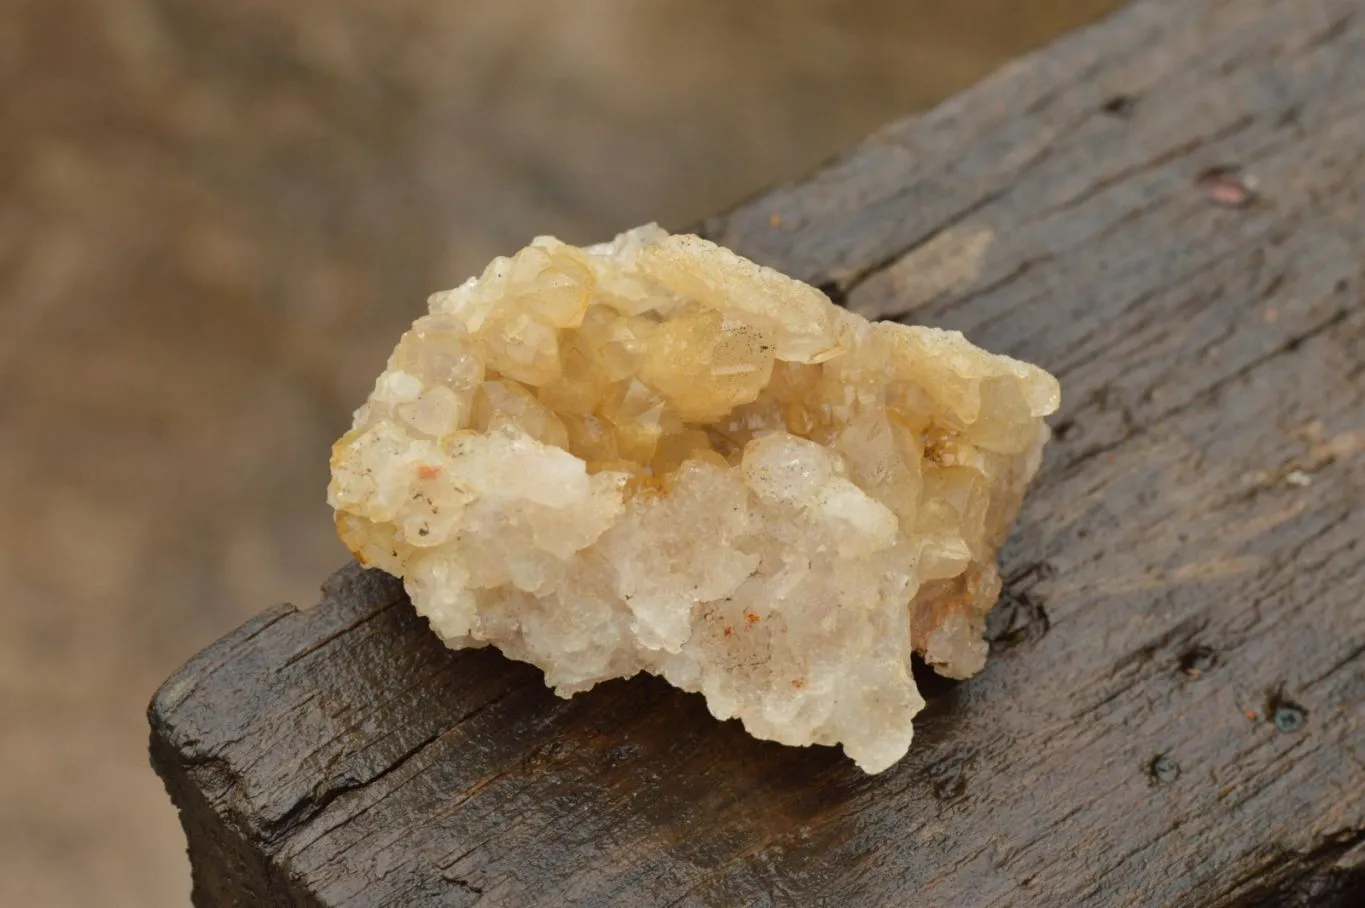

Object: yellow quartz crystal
[329,225,1059,772]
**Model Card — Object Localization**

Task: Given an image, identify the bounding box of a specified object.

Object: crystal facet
[329,225,1060,772]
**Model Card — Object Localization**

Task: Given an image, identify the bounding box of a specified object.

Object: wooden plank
[149,0,1365,904]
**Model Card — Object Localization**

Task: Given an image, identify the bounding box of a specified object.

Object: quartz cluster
[328,225,1059,773]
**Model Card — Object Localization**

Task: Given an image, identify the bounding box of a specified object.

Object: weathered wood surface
[150,0,1365,904]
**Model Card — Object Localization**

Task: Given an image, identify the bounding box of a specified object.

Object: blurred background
[0,1,1121,905]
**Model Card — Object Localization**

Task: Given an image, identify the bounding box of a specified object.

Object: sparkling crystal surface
[329,225,1060,772]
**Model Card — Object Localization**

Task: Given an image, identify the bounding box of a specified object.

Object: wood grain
[150,0,1365,904]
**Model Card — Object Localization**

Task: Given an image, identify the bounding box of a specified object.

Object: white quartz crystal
[329,225,1060,773]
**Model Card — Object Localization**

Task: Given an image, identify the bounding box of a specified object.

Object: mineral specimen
[328,225,1060,773]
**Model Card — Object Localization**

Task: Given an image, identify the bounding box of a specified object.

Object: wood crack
[260,725,446,847]
[1035,115,1255,222]
[281,593,407,669]
[837,187,1011,299]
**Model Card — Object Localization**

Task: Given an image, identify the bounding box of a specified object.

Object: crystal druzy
[329,225,1060,772]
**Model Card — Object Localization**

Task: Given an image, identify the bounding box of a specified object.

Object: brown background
[0,1,1121,905]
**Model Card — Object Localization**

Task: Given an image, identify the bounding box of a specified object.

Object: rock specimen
[328,225,1060,773]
